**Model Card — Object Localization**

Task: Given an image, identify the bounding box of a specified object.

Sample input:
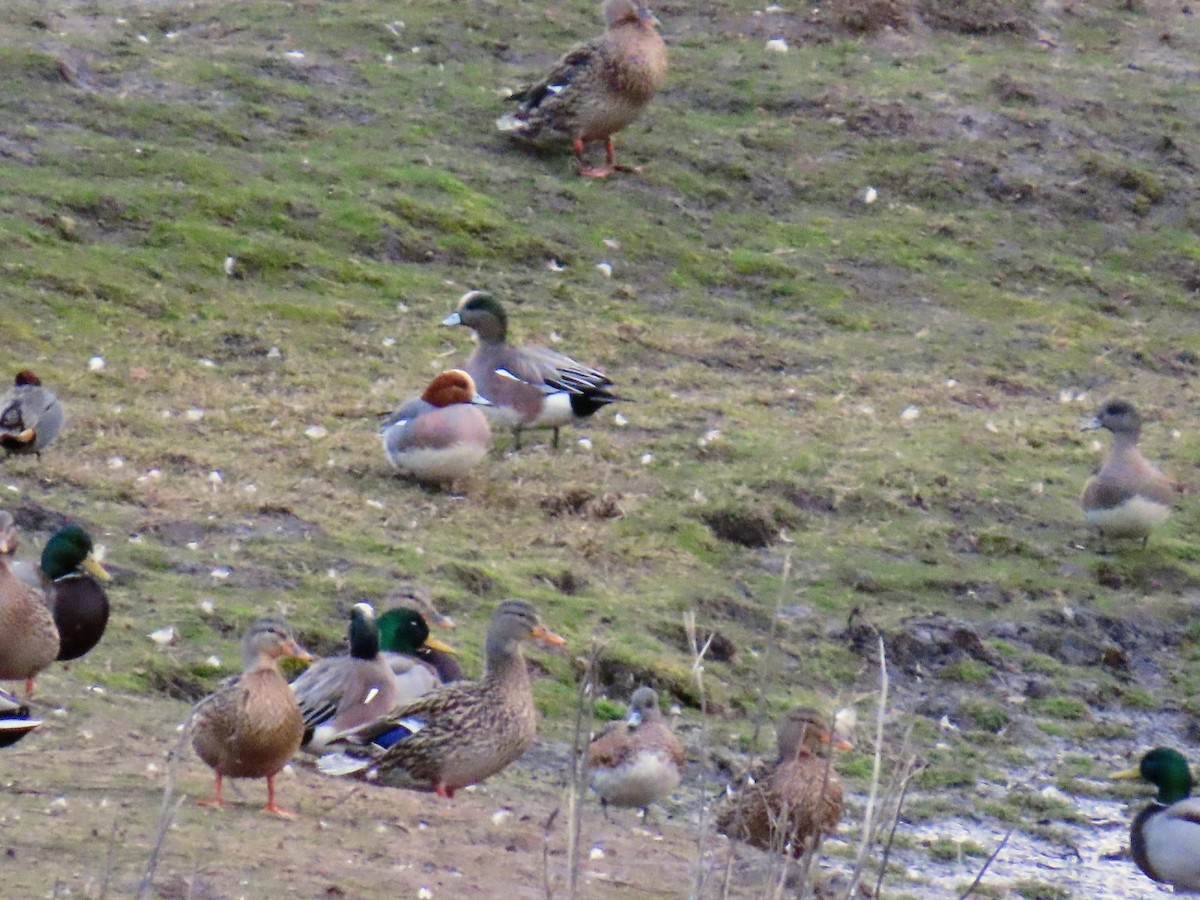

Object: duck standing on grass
[1113,748,1200,890]
[0,512,59,698]
[442,291,620,450]
[1081,399,1175,549]
[192,618,313,818]
[379,370,493,485]
[0,370,64,458]
[317,599,565,798]
[586,686,684,817]
[497,0,667,177]
[715,707,851,856]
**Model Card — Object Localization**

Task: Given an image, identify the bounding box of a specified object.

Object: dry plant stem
[957,828,1013,900]
[542,807,560,900]
[873,754,919,899]
[843,635,888,900]
[137,713,196,899]
[684,611,715,900]
[566,638,601,900]
[751,552,791,749]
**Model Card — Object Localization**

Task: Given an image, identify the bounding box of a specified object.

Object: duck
[1113,747,1200,889]
[380,369,493,485]
[0,687,41,747]
[377,604,463,684]
[0,370,65,458]
[442,291,619,449]
[292,602,457,751]
[715,707,851,856]
[14,523,112,661]
[316,599,565,798]
[586,686,684,815]
[497,0,668,178]
[0,512,59,697]
[1081,399,1175,549]
[191,618,312,818]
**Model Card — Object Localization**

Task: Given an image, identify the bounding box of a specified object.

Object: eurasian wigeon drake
[379,369,492,484]
[1,370,64,458]
[1113,748,1200,891]
[586,686,684,815]
[1081,399,1175,549]
[442,291,619,449]
[496,0,667,178]
[715,707,850,856]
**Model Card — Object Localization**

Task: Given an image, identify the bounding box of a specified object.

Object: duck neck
[1110,431,1140,455]
[483,637,528,692]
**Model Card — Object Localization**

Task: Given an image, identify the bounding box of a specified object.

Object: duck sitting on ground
[442,291,619,449]
[191,618,312,818]
[587,686,684,816]
[1,370,64,458]
[316,599,565,798]
[0,687,41,747]
[1114,747,1200,890]
[497,0,667,178]
[0,512,59,697]
[1081,399,1175,549]
[715,707,851,856]
[380,370,493,485]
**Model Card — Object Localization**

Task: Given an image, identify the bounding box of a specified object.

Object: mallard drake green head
[40,523,112,662]
[1114,747,1200,889]
[0,370,65,457]
[42,524,111,582]
[587,686,684,813]
[377,607,456,657]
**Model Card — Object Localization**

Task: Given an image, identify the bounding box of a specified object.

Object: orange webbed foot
[262,802,298,819]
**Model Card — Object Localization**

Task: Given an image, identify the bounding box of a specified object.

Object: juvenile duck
[317,599,565,797]
[192,619,312,818]
[443,291,619,449]
[587,686,684,814]
[1114,748,1200,890]
[497,0,668,177]
[1081,399,1175,548]
[1,370,64,458]
[715,707,850,856]
[0,687,41,747]
[380,370,492,485]
[0,512,59,697]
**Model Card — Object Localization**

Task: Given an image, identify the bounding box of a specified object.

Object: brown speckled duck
[316,599,565,798]
[497,0,667,177]
[192,619,312,818]
[0,512,59,697]
[715,707,851,856]
[1,370,64,457]
[587,686,684,814]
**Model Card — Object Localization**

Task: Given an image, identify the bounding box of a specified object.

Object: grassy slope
[0,0,1198,895]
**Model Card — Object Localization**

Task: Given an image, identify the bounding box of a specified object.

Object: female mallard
[0,512,59,697]
[379,369,493,485]
[497,0,667,177]
[15,524,111,661]
[317,599,565,798]
[0,687,41,747]
[587,686,684,814]
[192,618,312,818]
[1114,747,1200,889]
[1,370,64,457]
[715,707,851,856]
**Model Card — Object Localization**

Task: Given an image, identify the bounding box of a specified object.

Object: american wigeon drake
[380,370,492,485]
[715,707,851,856]
[0,512,59,697]
[316,599,565,798]
[192,618,312,818]
[442,291,619,449]
[15,524,112,662]
[1,370,64,458]
[587,686,684,814]
[497,0,667,178]
[1114,748,1200,890]
[0,687,41,748]
[1081,399,1175,549]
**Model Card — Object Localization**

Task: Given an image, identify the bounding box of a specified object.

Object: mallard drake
[380,369,492,485]
[317,599,565,797]
[0,512,59,697]
[377,604,462,684]
[1114,747,1200,889]
[497,0,667,177]
[715,707,851,856]
[0,687,42,747]
[1081,400,1175,549]
[15,524,111,661]
[0,370,64,457]
[587,686,684,814]
[442,291,619,449]
[192,618,312,818]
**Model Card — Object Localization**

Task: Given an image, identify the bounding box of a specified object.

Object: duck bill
[626,709,643,727]
[11,429,36,444]
[833,738,855,751]
[422,635,456,654]
[430,612,456,630]
[285,640,314,664]
[1112,767,1141,780]
[441,312,463,327]
[1081,417,1102,431]
[470,392,493,407]
[531,624,566,646]
[83,554,113,582]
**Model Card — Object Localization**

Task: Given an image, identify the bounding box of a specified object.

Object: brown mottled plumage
[0,512,59,697]
[497,0,667,177]
[587,686,683,812]
[715,708,848,856]
[192,619,312,818]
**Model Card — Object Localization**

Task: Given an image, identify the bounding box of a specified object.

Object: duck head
[42,524,112,582]
[443,291,508,343]
[1083,399,1143,437]
[421,370,492,409]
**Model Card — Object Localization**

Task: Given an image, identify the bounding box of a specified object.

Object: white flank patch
[530,392,576,429]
